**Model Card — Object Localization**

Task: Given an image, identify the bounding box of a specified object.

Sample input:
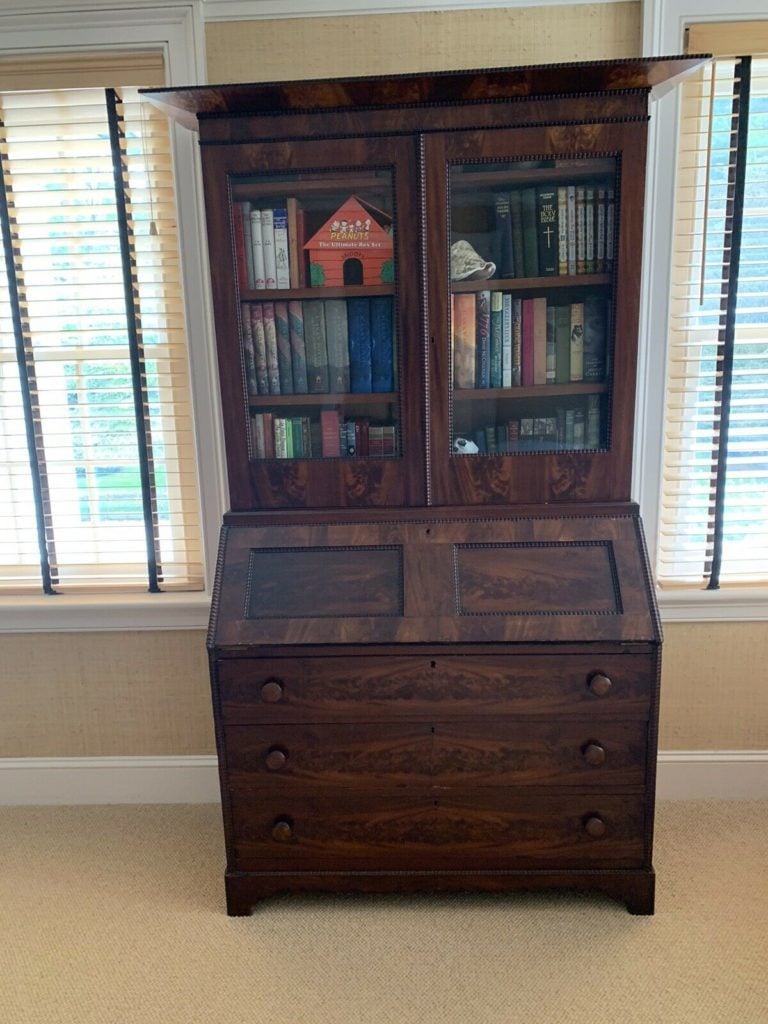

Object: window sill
[658,588,768,623]
[0,592,211,633]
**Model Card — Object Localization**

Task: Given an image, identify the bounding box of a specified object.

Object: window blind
[0,56,204,594]
[658,25,768,588]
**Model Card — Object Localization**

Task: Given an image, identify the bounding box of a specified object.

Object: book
[586,393,601,448]
[303,300,330,393]
[521,297,535,387]
[370,295,394,393]
[501,292,513,388]
[493,193,515,278]
[569,302,585,382]
[248,303,269,394]
[347,297,373,393]
[553,304,571,385]
[273,207,290,288]
[241,303,259,395]
[576,187,586,274]
[286,197,302,288]
[583,295,608,381]
[261,301,281,394]
[509,190,525,279]
[521,187,539,277]
[566,185,577,275]
[324,298,351,393]
[232,202,249,292]
[532,296,548,385]
[321,408,341,456]
[511,297,522,386]
[273,300,294,393]
[288,300,308,393]
[545,304,556,384]
[490,291,504,388]
[240,202,254,288]
[452,292,476,389]
[536,187,558,276]
[557,187,568,275]
[251,413,266,458]
[606,188,616,270]
[585,188,595,274]
[249,207,265,289]
[261,208,277,288]
[475,289,491,389]
[596,188,606,273]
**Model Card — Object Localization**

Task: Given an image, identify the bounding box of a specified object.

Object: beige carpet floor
[1,800,766,1024]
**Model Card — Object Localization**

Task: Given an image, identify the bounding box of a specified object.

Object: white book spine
[566,185,576,276]
[249,210,266,289]
[502,292,512,388]
[261,208,277,289]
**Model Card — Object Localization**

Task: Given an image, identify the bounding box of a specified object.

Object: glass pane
[448,158,616,456]
[232,169,399,460]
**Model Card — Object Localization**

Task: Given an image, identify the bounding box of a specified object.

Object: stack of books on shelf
[457,393,603,455]
[233,199,305,290]
[242,296,395,397]
[251,410,397,459]
[477,182,615,280]
[452,292,608,390]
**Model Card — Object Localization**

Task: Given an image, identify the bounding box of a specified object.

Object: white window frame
[639,0,768,622]
[0,1,227,632]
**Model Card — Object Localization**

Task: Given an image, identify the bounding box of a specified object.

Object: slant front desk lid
[209,510,660,649]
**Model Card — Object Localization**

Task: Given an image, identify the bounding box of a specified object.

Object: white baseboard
[0,751,766,805]
[0,755,220,806]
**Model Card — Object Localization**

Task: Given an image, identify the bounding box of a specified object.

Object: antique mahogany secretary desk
[145,55,707,915]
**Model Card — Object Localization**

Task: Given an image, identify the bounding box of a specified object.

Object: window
[658,23,768,590]
[0,54,204,594]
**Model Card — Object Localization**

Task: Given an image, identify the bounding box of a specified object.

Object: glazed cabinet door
[200,136,425,510]
[423,122,647,506]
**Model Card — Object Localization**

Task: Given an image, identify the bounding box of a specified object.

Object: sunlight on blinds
[659,48,768,587]
[0,72,203,593]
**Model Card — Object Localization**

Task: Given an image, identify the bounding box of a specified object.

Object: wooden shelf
[240,284,394,301]
[249,392,397,409]
[451,274,611,293]
[231,175,390,200]
[453,382,608,401]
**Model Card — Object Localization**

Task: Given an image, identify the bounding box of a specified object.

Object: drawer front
[224,719,647,788]
[229,787,647,871]
[217,654,653,724]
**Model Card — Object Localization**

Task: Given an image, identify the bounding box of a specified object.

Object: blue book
[370,296,394,393]
[347,297,372,393]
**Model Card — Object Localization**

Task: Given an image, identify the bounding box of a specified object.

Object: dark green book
[509,190,525,279]
[554,304,571,384]
[302,300,330,394]
[521,187,540,278]
[536,187,558,276]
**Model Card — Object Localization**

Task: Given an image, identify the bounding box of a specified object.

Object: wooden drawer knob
[271,818,293,842]
[588,672,613,697]
[265,747,288,771]
[584,815,607,838]
[582,742,606,766]
[260,678,284,703]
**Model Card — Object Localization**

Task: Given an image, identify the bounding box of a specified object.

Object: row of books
[456,395,604,454]
[242,296,395,396]
[251,410,397,459]
[462,184,615,282]
[233,200,303,291]
[452,291,608,391]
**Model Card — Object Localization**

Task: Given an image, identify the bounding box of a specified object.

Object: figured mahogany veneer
[143,56,711,917]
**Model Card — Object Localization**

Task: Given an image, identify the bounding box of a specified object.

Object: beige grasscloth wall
[2,2,767,759]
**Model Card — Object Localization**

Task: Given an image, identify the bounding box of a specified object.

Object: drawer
[229,787,648,871]
[224,719,647,788]
[217,654,653,724]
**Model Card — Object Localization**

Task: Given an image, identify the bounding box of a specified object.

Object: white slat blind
[659,25,768,588]
[0,54,204,593]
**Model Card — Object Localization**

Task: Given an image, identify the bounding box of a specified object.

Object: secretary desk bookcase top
[144,55,707,915]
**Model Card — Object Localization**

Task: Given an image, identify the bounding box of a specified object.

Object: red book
[320,409,340,457]
[521,298,535,387]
